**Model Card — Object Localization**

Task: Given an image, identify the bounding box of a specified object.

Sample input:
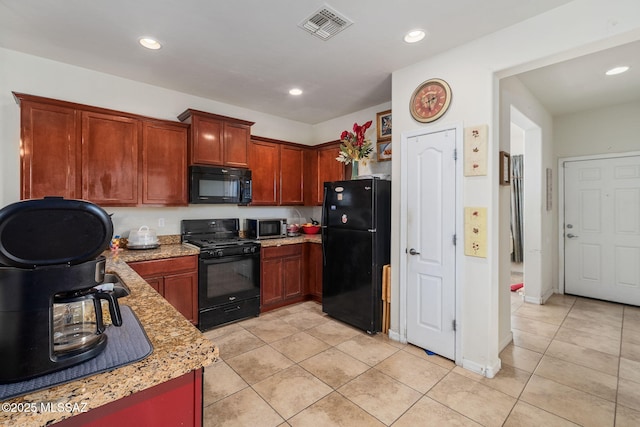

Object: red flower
[337,121,374,164]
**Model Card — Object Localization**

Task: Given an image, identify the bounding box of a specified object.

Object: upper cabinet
[141,121,188,206]
[18,100,81,200]
[307,142,346,205]
[81,111,140,206]
[14,93,189,206]
[249,136,305,206]
[178,109,254,167]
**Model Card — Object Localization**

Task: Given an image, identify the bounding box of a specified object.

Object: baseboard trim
[388,329,406,344]
[462,358,501,378]
[499,331,513,353]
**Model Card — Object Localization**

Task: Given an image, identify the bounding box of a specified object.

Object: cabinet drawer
[262,244,302,259]
[129,255,197,277]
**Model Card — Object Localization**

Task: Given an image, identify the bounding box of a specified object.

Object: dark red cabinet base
[56,369,203,427]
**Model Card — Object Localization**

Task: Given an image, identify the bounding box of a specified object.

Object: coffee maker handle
[95,291,123,327]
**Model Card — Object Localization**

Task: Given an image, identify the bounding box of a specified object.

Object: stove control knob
[214,249,224,257]
[250,246,257,253]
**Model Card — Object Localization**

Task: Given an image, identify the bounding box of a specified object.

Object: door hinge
[452,234,456,246]
[452,320,457,331]
[453,148,457,160]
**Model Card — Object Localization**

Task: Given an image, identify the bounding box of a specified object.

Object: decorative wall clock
[409,78,452,123]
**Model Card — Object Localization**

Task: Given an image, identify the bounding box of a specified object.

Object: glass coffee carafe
[52,288,122,356]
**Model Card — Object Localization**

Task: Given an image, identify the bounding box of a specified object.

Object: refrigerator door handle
[321,187,328,266]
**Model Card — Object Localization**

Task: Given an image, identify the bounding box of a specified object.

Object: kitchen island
[0,243,218,427]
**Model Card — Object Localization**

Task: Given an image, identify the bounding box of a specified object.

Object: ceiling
[3,0,634,124]
[516,39,640,116]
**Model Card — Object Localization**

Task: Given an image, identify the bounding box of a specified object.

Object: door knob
[566,233,578,238]
[409,248,420,255]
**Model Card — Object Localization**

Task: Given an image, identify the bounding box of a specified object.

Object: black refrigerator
[321,178,391,334]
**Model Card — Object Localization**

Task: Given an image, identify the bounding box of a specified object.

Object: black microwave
[189,166,252,205]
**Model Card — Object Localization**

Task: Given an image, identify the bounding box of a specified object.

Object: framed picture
[376,110,392,141]
[377,141,392,161]
[499,151,510,185]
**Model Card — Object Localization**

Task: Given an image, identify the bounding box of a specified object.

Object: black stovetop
[181,218,258,250]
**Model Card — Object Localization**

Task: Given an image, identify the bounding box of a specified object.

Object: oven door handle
[199,252,259,264]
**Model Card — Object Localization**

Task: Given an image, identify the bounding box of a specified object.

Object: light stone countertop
[258,234,321,247]
[1,243,217,427]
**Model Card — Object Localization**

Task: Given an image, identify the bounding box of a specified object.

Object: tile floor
[202,294,640,426]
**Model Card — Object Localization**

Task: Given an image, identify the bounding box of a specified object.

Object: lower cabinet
[129,255,198,324]
[55,369,202,427]
[261,244,304,312]
[260,242,322,312]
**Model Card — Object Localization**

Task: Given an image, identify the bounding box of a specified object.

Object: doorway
[510,107,545,304]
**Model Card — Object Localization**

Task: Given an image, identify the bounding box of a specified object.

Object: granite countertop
[1,243,217,427]
[258,234,321,247]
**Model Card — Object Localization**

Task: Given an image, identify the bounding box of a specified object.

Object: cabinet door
[142,122,188,205]
[81,111,139,206]
[261,257,284,306]
[191,115,223,165]
[20,101,80,199]
[224,122,250,167]
[145,276,164,295]
[280,145,305,205]
[163,271,198,324]
[283,254,303,299]
[248,139,279,205]
[315,144,345,205]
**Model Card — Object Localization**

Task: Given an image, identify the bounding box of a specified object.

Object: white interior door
[564,155,640,305]
[406,129,456,359]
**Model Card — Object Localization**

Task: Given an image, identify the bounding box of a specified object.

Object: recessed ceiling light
[404,30,426,44]
[139,37,162,50]
[605,66,630,76]
[289,88,303,96]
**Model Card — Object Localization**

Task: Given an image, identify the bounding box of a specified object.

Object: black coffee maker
[0,197,124,383]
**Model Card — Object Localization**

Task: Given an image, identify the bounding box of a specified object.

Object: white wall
[391,0,640,375]
[554,100,640,158]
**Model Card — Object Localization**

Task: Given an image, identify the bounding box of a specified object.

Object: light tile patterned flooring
[202,294,640,426]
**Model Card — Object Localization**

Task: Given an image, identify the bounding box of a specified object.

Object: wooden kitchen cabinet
[129,256,199,324]
[307,142,346,205]
[249,136,305,206]
[248,138,279,205]
[260,244,304,312]
[56,369,203,427]
[14,93,189,207]
[305,242,323,302]
[280,145,305,205]
[178,109,254,167]
[18,99,81,200]
[81,111,140,206]
[141,121,188,205]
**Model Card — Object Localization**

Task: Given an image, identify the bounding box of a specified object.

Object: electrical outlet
[158,218,165,228]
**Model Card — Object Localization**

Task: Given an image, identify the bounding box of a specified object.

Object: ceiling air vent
[299,5,353,40]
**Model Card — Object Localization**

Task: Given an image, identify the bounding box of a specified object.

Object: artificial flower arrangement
[336,120,374,165]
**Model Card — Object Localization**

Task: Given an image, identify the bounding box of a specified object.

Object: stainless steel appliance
[0,197,126,383]
[245,218,287,240]
[321,178,391,334]
[181,219,260,331]
[189,165,252,205]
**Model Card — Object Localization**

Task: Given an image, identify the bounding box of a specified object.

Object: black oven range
[181,219,260,331]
